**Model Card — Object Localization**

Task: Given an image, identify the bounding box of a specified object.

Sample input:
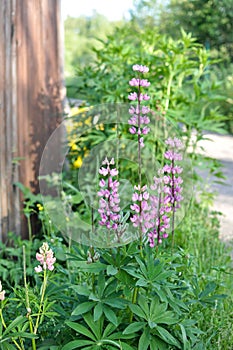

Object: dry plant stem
[23,245,35,350]
[34,269,48,336]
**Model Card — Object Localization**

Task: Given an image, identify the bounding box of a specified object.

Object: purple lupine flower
[97,157,121,231]
[163,137,184,210]
[132,64,149,73]
[130,185,153,234]
[128,64,151,148]
[148,139,184,248]
[148,173,172,247]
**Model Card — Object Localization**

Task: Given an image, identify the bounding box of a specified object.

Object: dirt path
[197,133,233,243]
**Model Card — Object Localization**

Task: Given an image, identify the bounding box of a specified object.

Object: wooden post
[0,0,64,240]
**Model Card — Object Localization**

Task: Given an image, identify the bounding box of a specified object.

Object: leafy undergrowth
[0,200,232,349]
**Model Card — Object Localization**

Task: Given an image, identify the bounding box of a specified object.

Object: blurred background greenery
[64,0,233,133]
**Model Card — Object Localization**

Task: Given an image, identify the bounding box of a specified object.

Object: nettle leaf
[123,322,145,335]
[72,302,94,316]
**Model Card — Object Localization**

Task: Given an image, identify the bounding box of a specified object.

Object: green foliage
[0,194,232,348]
[75,27,228,146]
[64,13,120,75]
[160,0,233,61]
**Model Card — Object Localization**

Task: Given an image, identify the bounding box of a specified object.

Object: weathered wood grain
[0,0,64,240]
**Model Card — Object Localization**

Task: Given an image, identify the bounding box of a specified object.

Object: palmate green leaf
[120,342,136,350]
[129,304,146,319]
[71,285,91,296]
[83,313,103,340]
[135,278,148,287]
[2,316,26,336]
[10,332,38,339]
[138,296,150,316]
[156,326,180,348]
[65,321,96,340]
[138,328,150,350]
[104,279,118,297]
[97,273,106,298]
[135,256,148,277]
[94,303,103,321]
[103,305,118,326]
[150,336,168,350]
[72,302,94,316]
[61,339,94,350]
[72,261,107,273]
[104,297,127,309]
[123,322,145,335]
[149,298,179,325]
[179,323,189,350]
[107,265,118,276]
[0,342,16,350]
[198,282,216,299]
[102,323,118,338]
[116,269,136,286]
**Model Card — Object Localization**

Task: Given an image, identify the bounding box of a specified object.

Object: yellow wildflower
[68,141,78,151]
[37,204,44,211]
[73,156,83,168]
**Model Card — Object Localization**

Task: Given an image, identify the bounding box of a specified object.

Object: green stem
[0,308,23,350]
[23,246,36,350]
[91,273,95,293]
[164,73,173,139]
[171,159,175,252]
[34,269,47,336]
[0,308,7,329]
[129,287,139,323]
[27,215,32,242]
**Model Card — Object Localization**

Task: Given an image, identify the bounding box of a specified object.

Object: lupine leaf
[65,321,96,340]
[61,340,93,350]
[72,302,94,316]
[123,322,145,334]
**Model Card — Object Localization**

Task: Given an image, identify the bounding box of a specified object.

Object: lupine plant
[0,64,230,349]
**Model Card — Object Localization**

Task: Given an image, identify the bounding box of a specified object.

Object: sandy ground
[196,133,233,243]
